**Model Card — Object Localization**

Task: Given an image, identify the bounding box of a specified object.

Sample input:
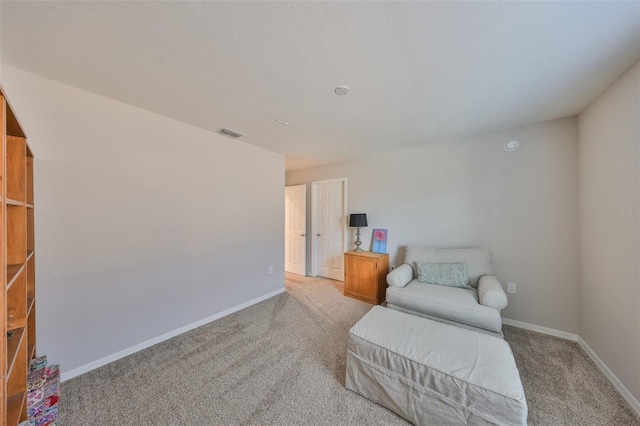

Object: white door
[312,179,347,281]
[284,185,306,276]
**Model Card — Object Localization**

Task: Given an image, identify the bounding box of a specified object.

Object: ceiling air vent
[219,127,244,138]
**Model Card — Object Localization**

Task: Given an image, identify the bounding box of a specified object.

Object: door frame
[284,184,307,276]
[310,177,348,277]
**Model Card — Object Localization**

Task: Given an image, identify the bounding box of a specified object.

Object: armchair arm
[478,275,508,310]
[386,264,414,288]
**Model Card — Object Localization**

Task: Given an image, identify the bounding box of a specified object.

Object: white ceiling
[2,1,639,170]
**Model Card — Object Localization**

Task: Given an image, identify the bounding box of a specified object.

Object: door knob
[316,233,322,237]
[301,234,306,237]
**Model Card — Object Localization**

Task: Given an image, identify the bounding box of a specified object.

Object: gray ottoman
[346,306,527,425]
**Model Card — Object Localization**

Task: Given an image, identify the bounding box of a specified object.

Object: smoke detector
[504,140,520,152]
[219,127,244,138]
[334,86,349,96]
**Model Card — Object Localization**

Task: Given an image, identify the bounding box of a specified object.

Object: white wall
[287,117,580,333]
[1,66,285,375]
[578,61,640,401]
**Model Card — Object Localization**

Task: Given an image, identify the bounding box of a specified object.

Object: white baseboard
[577,337,640,416]
[60,287,286,382]
[502,317,578,341]
[503,317,640,417]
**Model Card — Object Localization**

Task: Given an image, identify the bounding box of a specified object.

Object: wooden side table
[344,251,390,304]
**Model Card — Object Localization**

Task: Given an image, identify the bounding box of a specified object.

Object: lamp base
[354,227,363,252]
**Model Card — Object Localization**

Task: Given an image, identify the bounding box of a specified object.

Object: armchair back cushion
[404,247,493,288]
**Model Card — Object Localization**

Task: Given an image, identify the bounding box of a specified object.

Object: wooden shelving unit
[1,85,36,425]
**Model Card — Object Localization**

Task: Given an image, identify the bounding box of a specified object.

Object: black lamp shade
[349,213,368,227]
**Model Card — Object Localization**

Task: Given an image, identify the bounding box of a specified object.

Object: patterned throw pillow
[417,262,469,288]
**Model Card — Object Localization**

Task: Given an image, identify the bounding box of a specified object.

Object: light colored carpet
[504,325,639,425]
[60,274,639,425]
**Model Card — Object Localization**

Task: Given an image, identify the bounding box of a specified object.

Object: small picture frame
[372,228,388,253]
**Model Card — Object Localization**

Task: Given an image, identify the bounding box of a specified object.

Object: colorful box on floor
[23,356,60,426]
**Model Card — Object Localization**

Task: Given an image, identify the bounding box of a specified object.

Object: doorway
[311,178,347,281]
[284,184,306,276]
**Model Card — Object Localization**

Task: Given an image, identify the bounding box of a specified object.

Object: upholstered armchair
[385,246,508,337]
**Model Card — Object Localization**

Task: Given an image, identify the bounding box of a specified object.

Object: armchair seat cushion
[386,281,503,333]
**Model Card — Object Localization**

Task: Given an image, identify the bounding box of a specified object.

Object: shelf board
[7,391,26,425]
[27,297,35,316]
[5,198,25,207]
[26,203,34,209]
[7,263,25,289]
[27,251,34,261]
[1,84,28,138]
[6,328,25,381]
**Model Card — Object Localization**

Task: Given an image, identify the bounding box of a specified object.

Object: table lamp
[349,213,368,252]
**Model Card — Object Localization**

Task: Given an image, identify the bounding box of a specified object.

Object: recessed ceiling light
[334,86,349,96]
[504,140,521,152]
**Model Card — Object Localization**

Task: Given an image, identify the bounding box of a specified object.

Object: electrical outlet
[268,266,273,274]
[507,282,517,294]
